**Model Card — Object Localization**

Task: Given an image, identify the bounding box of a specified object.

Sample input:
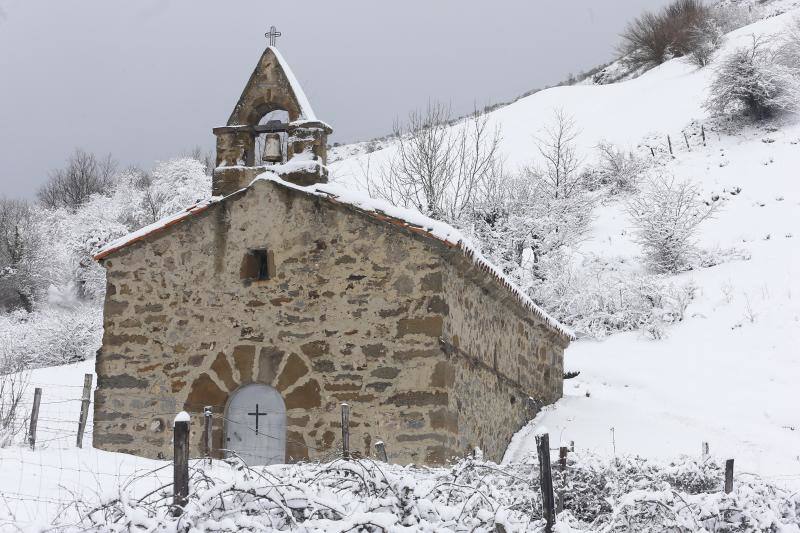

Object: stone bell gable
[92,176,571,465]
[212,46,332,196]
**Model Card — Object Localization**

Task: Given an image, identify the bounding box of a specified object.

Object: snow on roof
[95,199,219,261]
[94,171,574,340]
[269,46,317,122]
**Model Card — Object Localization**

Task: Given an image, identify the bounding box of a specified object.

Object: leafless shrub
[710,3,758,33]
[595,142,650,194]
[620,0,712,70]
[365,101,501,222]
[777,15,800,68]
[686,18,725,67]
[705,36,800,120]
[38,149,117,210]
[0,359,30,447]
[627,175,719,274]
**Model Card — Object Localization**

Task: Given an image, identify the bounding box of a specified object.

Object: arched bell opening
[224,383,287,466]
[255,109,290,165]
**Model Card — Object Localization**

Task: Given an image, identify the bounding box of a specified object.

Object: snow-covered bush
[710,3,759,34]
[778,15,800,68]
[0,304,102,369]
[464,173,594,286]
[627,175,719,274]
[594,142,650,194]
[686,18,725,67]
[71,453,800,532]
[0,199,53,312]
[705,36,800,120]
[143,158,210,223]
[530,255,694,339]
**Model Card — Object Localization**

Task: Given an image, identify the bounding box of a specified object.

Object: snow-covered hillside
[331,4,800,484]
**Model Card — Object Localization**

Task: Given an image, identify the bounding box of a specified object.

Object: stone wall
[440,255,567,463]
[94,178,566,464]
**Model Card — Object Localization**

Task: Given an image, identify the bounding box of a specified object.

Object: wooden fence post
[375,440,388,462]
[724,459,734,494]
[341,403,350,460]
[701,124,706,146]
[683,132,691,150]
[173,412,190,516]
[702,442,709,458]
[667,135,673,155]
[557,445,568,516]
[76,373,92,448]
[536,432,555,532]
[203,406,213,465]
[28,387,42,450]
[650,147,656,157]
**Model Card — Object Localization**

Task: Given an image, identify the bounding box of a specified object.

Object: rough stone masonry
[92,44,571,465]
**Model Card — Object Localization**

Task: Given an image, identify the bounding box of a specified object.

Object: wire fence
[3,370,800,531]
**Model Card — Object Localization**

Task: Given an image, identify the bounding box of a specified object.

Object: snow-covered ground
[0,360,169,529]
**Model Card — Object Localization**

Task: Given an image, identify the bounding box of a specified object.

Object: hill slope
[333,5,800,483]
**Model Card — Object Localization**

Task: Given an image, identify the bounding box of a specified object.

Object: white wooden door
[224,383,286,466]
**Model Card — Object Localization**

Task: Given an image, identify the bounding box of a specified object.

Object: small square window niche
[240,248,275,281]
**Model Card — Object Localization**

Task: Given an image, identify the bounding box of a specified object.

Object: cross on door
[248,403,267,435]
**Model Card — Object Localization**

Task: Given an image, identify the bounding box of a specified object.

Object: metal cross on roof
[265,25,282,47]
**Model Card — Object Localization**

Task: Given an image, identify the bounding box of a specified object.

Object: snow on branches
[705,34,800,120]
[70,453,800,532]
[626,175,719,274]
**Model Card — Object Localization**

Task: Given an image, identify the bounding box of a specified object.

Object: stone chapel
[92,43,573,466]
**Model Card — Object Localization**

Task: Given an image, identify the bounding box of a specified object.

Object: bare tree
[366,101,501,221]
[530,109,584,200]
[38,149,117,210]
[627,174,718,273]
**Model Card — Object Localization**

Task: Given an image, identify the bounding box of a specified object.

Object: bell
[261,133,282,163]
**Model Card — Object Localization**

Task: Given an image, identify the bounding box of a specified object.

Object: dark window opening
[240,249,275,281]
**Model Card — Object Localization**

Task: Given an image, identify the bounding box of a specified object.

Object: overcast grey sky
[0,0,670,199]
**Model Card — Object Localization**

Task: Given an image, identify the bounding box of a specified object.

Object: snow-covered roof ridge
[268,46,317,122]
[94,172,575,341]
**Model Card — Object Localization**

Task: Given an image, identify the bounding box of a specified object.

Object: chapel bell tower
[212,30,332,197]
